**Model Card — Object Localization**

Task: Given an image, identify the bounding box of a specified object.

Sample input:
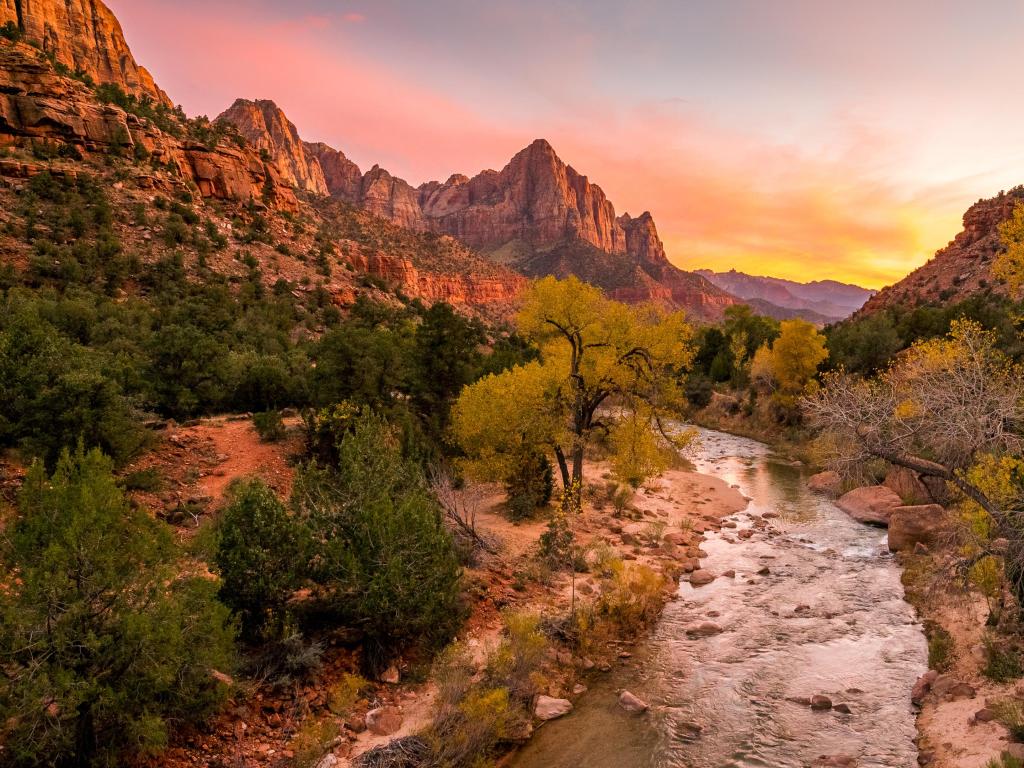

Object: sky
[108,0,1024,289]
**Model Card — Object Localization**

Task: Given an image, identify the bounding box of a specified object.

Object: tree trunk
[553,446,570,493]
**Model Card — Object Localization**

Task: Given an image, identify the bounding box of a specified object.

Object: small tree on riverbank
[451,276,696,509]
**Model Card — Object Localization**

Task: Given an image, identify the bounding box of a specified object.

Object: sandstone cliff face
[0,41,297,209]
[305,141,362,201]
[0,0,170,104]
[419,139,628,256]
[858,188,1024,315]
[216,99,328,196]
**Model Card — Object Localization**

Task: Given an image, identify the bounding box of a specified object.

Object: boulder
[884,466,932,505]
[887,505,948,552]
[836,486,902,526]
[810,695,833,710]
[365,706,403,736]
[685,622,724,637]
[911,670,938,705]
[689,569,716,587]
[618,690,649,713]
[534,695,573,721]
[808,471,842,497]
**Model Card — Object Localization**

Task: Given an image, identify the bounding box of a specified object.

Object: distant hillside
[696,269,874,322]
[858,188,1023,316]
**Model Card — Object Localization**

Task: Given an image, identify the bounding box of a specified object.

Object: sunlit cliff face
[111,0,1024,289]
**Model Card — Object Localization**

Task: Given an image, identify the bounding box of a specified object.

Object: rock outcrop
[836,485,903,526]
[215,99,327,195]
[887,504,948,552]
[859,187,1024,316]
[305,141,362,200]
[0,41,297,209]
[0,0,170,104]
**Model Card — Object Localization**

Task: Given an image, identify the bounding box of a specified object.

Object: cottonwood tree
[805,320,1024,596]
[995,200,1024,297]
[452,276,695,508]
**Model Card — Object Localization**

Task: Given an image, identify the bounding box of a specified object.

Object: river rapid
[510,428,927,768]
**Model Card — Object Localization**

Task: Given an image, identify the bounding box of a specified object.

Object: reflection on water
[511,428,926,768]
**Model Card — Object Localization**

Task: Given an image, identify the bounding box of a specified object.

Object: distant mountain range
[695,269,875,323]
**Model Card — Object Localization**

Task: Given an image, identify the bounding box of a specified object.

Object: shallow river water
[510,428,927,768]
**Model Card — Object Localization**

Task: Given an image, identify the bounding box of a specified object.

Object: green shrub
[0,447,236,767]
[122,466,165,492]
[984,633,1024,682]
[505,449,554,520]
[293,411,464,669]
[992,698,1024,742]
[216,479,308,640]
[987,753,1024,768]
[253,409,286,442]
[926,622,955,672]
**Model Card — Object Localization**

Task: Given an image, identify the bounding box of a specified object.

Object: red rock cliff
[0,0,170,104]
[216,99,328,196]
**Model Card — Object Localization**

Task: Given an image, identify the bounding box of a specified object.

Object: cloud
[342,12,366,23]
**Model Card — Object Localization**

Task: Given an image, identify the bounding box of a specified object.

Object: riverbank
[899,548,1024,767]
[339,459,749,766]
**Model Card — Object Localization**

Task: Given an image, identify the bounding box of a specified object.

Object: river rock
[975,707,995,722]
[810,695,833,710]
[379,665,400,684]
[689,569,716,587]
[365,706,403,736]
[686,621,724,637]
[315,755,338,768]
[618,690,649,713]
[535,695,573,721]
[833,703,852,714]
[911,670,938,705]
[931,675,975,701]
[884,466,932,505]
[808,471,842,497]
[738,529,754,540]
[887,505,948,552]
[836,486,902,526]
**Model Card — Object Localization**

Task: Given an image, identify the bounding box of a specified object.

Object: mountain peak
[217,98,328,196]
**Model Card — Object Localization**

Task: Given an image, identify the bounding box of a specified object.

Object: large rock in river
[808,471,842,497]
[534,695,572,721]
[888,504,948,552]
[883,466,932,505]
[836,486,902,526]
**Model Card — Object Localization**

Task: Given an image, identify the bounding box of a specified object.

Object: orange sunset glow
[108,0,1024,289]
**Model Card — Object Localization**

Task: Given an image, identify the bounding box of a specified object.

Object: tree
[995,200,1024,298]
[216,480,308,640]
[293,412,463,669]
[754,318,828,420]
[453,277,695,507]
[0,447,235,767]
[805,320,1024,597]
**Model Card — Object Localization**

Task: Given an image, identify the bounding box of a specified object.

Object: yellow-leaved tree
[451,276,696,508]
[995,200,1024,298]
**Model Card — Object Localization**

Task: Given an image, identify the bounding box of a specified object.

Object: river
[510,428,927,768]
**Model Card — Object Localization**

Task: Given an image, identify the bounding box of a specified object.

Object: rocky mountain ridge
[216,102,738,319]
[0,37,524,313]
[0,0,170,104]
[857,188,1023,315]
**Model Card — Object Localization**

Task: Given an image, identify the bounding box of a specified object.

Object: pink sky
[108,0,1024,288]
